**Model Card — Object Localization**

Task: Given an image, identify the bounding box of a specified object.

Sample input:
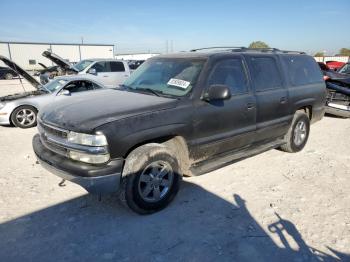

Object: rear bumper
[33,134,123,194]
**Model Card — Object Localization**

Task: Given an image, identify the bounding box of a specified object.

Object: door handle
[246,103,255,110]
[280,97,287,104]
[103,75,109,78]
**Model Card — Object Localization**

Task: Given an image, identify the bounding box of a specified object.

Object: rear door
[245,55,291,142]
[109,61,130,86]
[193,55,256,159]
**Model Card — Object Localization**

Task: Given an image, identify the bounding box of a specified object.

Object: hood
[42,51,78,73]
[0,55,42,89]
[40,89,178,132]
[0,90,46,102]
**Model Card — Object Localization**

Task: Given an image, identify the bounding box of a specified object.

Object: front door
[192,56,257,161]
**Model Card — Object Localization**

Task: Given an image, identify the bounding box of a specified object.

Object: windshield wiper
[137,88,162,97]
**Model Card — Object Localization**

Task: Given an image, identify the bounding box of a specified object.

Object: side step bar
[190,139,285,176]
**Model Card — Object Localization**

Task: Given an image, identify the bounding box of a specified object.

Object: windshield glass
[338,63,350,74]
[74,60,93,72]
[43,79,68,92]
[123,58,206,97]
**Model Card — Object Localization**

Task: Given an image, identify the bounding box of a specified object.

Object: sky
[0,0,349,55]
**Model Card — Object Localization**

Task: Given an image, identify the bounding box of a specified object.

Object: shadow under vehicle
[0,184,348,261]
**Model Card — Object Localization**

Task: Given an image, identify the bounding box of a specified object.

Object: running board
[190,139,285,176]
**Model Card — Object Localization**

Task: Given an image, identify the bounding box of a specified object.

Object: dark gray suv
[33,47,326,214]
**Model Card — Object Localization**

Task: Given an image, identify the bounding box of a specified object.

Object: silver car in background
[0,55,106,128]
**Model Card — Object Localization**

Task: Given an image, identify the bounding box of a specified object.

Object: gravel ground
[0,80,349,262]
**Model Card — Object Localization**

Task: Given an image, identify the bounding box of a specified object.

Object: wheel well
[297,106,312,120]
[10,105,38,124]
[125,135,191,176]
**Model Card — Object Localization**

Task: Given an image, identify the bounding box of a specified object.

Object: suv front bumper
[33,134,123,194]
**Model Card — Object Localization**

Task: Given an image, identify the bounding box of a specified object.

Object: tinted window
[91,62,110,73]
[249,57,283,91]
[110,62,125,72]
[208,59,248,95]
[63,81,95,93]
[282,55,323,86]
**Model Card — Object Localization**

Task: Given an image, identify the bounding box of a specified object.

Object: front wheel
[11,105,38,128]
[280,111,310,153]
[120,144,181,214]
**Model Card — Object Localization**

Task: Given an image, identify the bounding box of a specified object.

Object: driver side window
[208,59,248,95]
[91,62,109,73]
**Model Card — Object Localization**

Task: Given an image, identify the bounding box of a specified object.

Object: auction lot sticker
[167,78,190,89]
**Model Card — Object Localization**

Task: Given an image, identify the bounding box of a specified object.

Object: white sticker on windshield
[167,78,190,89]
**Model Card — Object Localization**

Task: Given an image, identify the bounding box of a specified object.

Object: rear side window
[110,62,125,72]
[249,57,283,91]
[208,58,248,95]
[282,55,323,86]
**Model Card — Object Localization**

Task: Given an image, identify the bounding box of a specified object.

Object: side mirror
[88,68,97,75]
[59,89,70,96]
[203,84,231,102]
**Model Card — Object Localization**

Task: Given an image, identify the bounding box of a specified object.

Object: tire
[120,144,181,214]
[4,73,14,80]
[280,111,310,153]
[11,105,38,128]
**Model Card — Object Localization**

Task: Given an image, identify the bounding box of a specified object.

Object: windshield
[43,79,68,92]
[123,58,206,97]
[74,60,93,72]
[338,63,350,74]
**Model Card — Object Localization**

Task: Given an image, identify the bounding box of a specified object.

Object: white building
[0,41,115,70]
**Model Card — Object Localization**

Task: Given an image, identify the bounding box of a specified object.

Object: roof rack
[190,47,305,54]
[190,46,245,52]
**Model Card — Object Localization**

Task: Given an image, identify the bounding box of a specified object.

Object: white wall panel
[50,45,81,63]
[80,45,114,59]
[9,43,52,70]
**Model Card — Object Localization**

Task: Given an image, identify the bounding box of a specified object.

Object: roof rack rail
[190,47,305,54]
[190,46,246,52]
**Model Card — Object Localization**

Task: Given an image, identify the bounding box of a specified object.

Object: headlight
[69,151,110,164]
[67,131,108,146]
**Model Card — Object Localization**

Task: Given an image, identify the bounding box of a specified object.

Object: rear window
[249,57,283,91]
[282,55,323,86]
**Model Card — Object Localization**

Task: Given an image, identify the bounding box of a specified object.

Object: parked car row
[29,47,326,214]
[318,61,350,118]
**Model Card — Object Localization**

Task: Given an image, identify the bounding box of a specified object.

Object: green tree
[248,41,270,49]
[314,52,324,57]
[339,48,350,56]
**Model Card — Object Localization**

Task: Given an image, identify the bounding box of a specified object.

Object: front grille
[38,120,69,157]
[38,121,68,139]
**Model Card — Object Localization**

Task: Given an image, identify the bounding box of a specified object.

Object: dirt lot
[0,79,349,262]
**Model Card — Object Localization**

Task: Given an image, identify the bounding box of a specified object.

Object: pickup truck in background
[42,51,131,88]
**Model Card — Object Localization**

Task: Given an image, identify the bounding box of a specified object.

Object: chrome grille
[38,121,68,139]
